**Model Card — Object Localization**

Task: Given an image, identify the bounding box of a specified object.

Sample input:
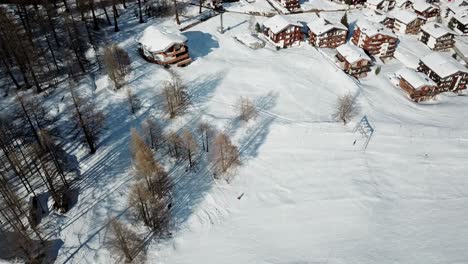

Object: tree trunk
[1,57,21,89]
[173,0,180,25]
[102,6,112,25]
[113,4,120,32]
[138,0,144,23]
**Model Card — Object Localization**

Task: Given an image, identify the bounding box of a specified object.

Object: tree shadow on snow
[183,31,219,60]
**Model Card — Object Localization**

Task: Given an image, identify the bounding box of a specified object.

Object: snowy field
[11,4,468,264]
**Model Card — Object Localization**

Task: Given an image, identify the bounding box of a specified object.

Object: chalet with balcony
[277,0,300,10]
[363,10,395,30]
[412,0,439,20]
[445,0,468,18]
[336,44,372,78]
[395,0,413,9]
[366,0,395,11]
[352,19,398,60]
[419,22,456,51]
[418,52,468,93]
[390,9,426,34]
[307,16,347,48]
[263,15,303,48]
[450,11,468,35]
[395,68,438,102]
[138,26,191,67]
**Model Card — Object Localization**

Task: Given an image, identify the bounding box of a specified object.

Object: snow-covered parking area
[39,9,468,264]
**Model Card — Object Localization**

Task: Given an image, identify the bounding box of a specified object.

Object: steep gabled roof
[336,43,371,64]
[396,68,437,89]
[263,15,302,34]
[390,9,422,24]
[307,15,347,35]
[355,18,397,38]
[454,10,468,25]
[421,22,456,38]
[412,0,437,12]
[138,26,187,53]
[420,53,468,78]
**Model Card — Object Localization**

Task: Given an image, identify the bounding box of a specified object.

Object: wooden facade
[336,54,371,78]
[394,17,425,34]
[264,25,303,48]
[139,43,192,67]
[414,6,439,20]
[418,62,468,92]
[278,0,300,10]
[398,78,438,102]
[309,29,347,48]
[352,26,398,59]
[450,16,468,35]
[419,31,455,51]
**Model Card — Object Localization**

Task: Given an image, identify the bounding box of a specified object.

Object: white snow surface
[355,18,396,38]
[23,7,468,264]
[263,15,301,34]
[138,25,187,53]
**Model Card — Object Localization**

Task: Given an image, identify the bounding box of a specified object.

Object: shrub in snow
[375,66,381,75]
[333,93,360,125]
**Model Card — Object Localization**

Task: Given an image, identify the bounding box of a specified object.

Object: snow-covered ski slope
[48,8,468,264]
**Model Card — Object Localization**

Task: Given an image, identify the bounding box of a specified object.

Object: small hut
[138,26,192,67]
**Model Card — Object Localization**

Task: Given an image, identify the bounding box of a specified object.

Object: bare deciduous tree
[162,72,188,118]
[212,132,240,176]
[181,129,198,168]
[197,121,213,152]
[131,129,171,198]
[238,96,257,122]
[141,118,161,149]
[104,44,131,89]
[126,87,141,114]
[69,86,105,154]
[165,131,182,158]
[108,218,144,263]
[128,181,171,234]
[333,93,359,125]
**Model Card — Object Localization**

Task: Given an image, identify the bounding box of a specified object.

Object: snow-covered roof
[367,0,385,6]
[420,53,468,78]
[263,15,301,34]
[307,15,347,35]
[421,22,455,38]
[363,10,394,24]
[396,68,436,89]
[455,37,468,57]
[412,0,437,12]
[390,9,421,24]
[395,0,413,7]
[356,19,396,38]
[138,26,187,53]
[454,10,468,25]
[336,44,371,64]
[447,0,468,14]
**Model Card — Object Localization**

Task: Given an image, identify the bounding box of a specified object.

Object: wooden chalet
[390,9,426,34]
[277,0,300,10]
[420,22,456,51]
[418,52,468,93]
[263,15,303,48]
[445,0,468,18]
[363,10,395,30]
[138,26,191,67]
[396,68,438,102]
[352,19,398,60]
[395,0,413,9]
[450,11,468,35]
[412,0,439,20]
[307,16,347,48]
[366,0,395,11]
[336,44,372,78]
